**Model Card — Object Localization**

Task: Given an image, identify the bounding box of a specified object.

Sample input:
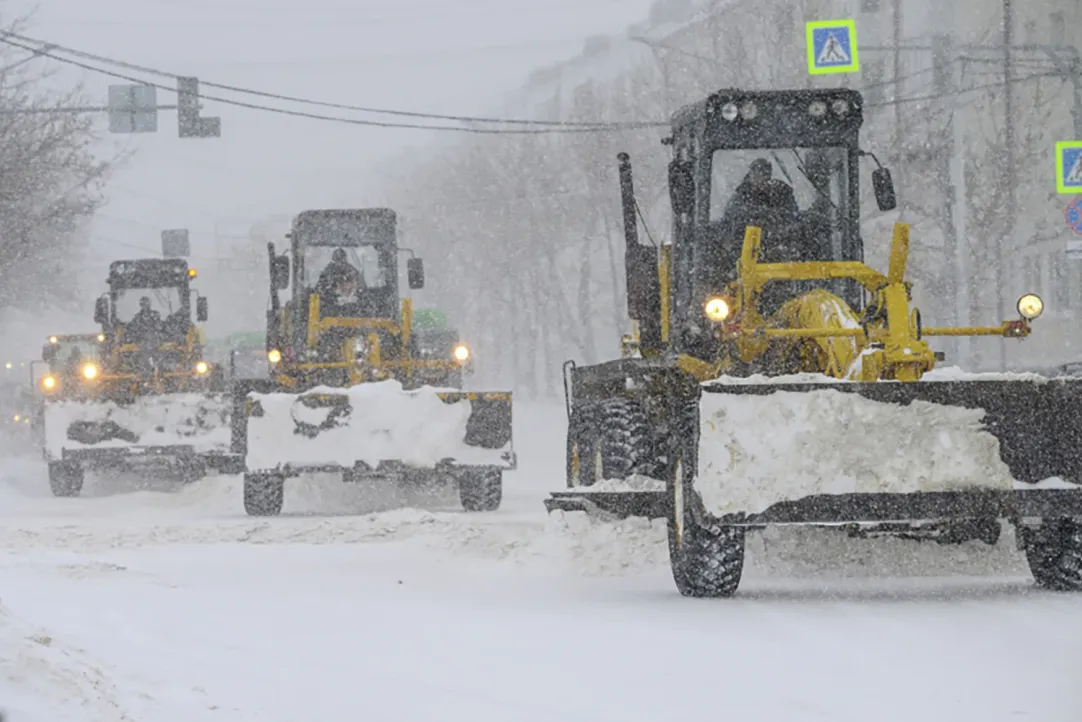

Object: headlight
[97,333,105,342]
[831,99,850,117]
[809,100,828,117]
[195,361,209,375]
[12,414,19,422]
[81,363,99,380]
[42,375,57,390]
[720,102,738,121]
[704,297,731,322]
[267,349,282,364]
[740,101,758,120]
[48,336,57,344]
[453,344,470,362]
[1017,293,1043,320]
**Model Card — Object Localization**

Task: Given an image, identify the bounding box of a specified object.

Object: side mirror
[668,159,695,217]
[407,257,425,290]
[196,297,209,322]
[94,297,109,325]
[272,256,290,290]
[872,167,897,212]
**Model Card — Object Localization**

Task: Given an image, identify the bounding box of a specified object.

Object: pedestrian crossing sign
[1057,141,1082,194]
[806,19,859,75]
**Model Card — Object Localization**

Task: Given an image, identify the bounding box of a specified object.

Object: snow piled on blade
[563,474,665,492]
[43,394,230,457]
[697,388,1014,516]
[245,380,509,471]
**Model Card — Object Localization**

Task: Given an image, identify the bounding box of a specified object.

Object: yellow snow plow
[231,208,515,516]
[41,259,232,497]
[546,88,1082,596]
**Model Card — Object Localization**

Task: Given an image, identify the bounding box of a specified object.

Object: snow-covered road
[3,403,1082,720]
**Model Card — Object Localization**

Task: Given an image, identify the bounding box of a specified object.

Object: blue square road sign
[1058,142,1082,194]
[806,19,859,75]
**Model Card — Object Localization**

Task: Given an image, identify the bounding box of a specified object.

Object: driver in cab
[317,248,365,310]
[127,296,163,343]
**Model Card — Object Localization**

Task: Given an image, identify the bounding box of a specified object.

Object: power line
[0,32,1060,135]
[0,31,658,130]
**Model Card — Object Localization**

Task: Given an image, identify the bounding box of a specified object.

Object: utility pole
[998,0,1014,370]
[892,0,904,217]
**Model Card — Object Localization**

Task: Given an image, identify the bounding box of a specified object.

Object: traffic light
[177,76,221,138]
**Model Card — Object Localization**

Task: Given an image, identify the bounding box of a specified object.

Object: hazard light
[188,268,197,278]
[41,375,57,391]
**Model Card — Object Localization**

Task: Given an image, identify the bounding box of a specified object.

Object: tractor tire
[1021,519,1082,591]
[48,461,84,498]
[243,473,284,517]
[666,403,745,598]
[565,402,599,488]
[566,397,659,489]
[459,469,502,512]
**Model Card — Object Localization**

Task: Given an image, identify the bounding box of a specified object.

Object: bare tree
[0,12,116,312]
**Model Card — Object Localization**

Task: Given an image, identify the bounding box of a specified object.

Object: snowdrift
[43,394,231,459]
[696,383,1015,517]
[244,381,513,472]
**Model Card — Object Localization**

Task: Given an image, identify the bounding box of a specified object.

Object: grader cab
[232,208,515,517]
[546,88,1082,597]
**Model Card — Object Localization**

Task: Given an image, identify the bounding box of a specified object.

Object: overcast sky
[14,0,656,266]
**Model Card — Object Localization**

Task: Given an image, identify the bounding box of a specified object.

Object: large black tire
[565,402,599,488]
[1021,519,1082,591]
[459,469,502,512]
[48,461,84,498]
[666,403,745,598]
[565,397,660,488]
[244,473,284,516]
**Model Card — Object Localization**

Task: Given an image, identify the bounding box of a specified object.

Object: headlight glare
[453,344,470,362]
[81,363,99,380]
[267,349,282,364]
[704,297,731,322]
[1017,293,1043,320]
[195,361,209,375]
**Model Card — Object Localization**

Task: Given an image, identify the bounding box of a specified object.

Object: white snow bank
[245,380,511,471]
[43,394,231,458]
[0,602,131,721]
[564,474,665,493]
[697,388,1014,516]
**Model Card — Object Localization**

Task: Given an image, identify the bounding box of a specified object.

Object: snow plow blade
[42,393,236,473]
[691,376,1082,523]
[546,375,1082,521]
[230,380,516,476]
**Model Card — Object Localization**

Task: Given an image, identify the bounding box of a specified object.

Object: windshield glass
[114,286,183,323]
[708,146,848,262]
[50,340,100,366]
[303,245,388,290]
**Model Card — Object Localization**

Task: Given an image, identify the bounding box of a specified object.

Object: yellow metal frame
[272,292,470,387]
[674,223,1032,383]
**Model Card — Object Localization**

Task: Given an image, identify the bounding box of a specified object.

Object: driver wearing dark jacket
[127,297,162,341]
[317,248,363,301]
